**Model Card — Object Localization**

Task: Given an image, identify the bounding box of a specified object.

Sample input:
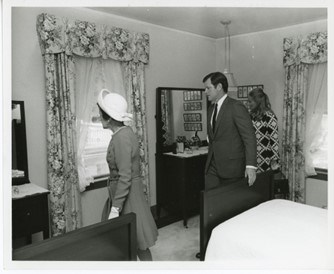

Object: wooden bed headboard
[13,213,137,261]
[199,171,275,261]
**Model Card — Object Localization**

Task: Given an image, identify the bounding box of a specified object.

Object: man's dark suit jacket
[206,96,257,179]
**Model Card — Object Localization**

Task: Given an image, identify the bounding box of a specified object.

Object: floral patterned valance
[283,32,327,67]
[36,13,149,64]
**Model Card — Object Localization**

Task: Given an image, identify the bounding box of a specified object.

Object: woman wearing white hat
[97,89,158,261]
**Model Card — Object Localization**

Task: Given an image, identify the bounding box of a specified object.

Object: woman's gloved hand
[108,206,120,219]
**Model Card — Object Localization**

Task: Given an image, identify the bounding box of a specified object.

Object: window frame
[308,168,328,181]
[84,176,108,191]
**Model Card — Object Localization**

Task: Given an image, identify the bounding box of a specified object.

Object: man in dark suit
[203,72,257,190]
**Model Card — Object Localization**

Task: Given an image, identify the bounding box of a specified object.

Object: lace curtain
[36,13,150,235]
[304,63,327,176]
[282,31,327,203]
[75,57,125,191]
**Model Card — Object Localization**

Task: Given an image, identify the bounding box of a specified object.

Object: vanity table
[12,183,50,246]
[155,87,208,227]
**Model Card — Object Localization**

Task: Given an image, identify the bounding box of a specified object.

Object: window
[309,114,328,170]
[304,62,327,176]
[81,119,111,180]
[74,57,125,191]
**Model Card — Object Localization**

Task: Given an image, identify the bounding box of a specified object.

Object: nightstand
[12,183,50,247]
[273,178,289,199]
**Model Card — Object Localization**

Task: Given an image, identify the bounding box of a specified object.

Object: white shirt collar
[215,93,228,111]
[211,93,228,123]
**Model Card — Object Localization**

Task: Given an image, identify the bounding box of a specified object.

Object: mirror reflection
[12,101,29,185]
[160,88,207,149]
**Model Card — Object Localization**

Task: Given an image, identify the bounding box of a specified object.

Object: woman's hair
[97,104,124,126]
[248,88,273,120]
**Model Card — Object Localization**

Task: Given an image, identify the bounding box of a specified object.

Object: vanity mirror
[12,101,29,185]
[156,87,208,154]
[155,87,208,228]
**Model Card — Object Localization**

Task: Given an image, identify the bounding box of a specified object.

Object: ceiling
[88,7,327,39]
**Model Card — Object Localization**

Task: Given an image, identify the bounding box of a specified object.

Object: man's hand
[245,168,256,186]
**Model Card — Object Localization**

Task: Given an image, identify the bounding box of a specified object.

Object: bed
[199,171,275,261]
[12,213,137,261]
[199,171,328,268]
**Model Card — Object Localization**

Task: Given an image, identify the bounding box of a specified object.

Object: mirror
[156,87,208,154]
[155,87,208,227]
[12,101,29,185]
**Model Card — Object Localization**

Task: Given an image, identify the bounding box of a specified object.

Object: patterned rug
[151,215,200,261]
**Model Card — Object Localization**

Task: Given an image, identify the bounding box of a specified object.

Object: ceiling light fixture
[220,20,237,88]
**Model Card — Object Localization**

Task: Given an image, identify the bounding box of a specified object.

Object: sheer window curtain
[304,62,327,175]
[75,57,125,191]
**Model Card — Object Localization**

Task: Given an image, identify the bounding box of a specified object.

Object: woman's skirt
[102,178,158,250]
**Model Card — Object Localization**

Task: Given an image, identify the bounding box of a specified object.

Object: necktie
[212,103,218,132]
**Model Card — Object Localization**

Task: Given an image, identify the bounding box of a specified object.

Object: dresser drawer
[12,193,49,239]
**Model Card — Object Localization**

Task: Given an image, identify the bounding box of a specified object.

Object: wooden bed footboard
[13,213,137,261]
[199,171,275,261]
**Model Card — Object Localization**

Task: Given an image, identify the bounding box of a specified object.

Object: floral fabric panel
[44,53,82,236]
[122,62,151,201]
[36,13,150,63]
[283,32,327,66]
[282,63,309,203]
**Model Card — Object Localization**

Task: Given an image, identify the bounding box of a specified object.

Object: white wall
[306,178,328,208]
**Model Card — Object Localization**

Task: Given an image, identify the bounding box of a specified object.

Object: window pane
[82,122,111,178]
[310,114,327,170]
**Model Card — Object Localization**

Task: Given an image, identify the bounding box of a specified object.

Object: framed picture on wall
[237,85,264,98]
[242,87,248,98]
[183,90,203,101]
[183,102,202,111]
[194,90,202,100]
[183,113,202,122]
[184,123,202,131]
[238,87,243,98]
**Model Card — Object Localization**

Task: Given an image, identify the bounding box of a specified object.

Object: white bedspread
[205,199,328,269]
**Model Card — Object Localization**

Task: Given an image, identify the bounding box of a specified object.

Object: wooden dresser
[156,148,207,227]
[12,183,50,247]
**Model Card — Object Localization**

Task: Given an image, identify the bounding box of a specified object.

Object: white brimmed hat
[97,89,133,122]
